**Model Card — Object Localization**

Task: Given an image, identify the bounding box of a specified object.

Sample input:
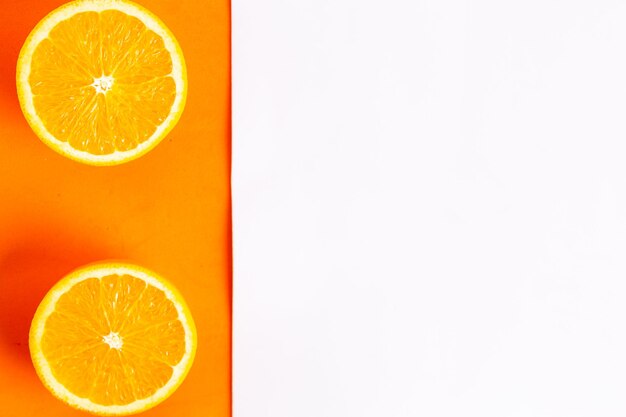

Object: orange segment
[17,0,187,165]
[29,262,197,416]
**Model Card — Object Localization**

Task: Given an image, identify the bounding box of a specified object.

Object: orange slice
[29,262,197,415]
[16,0,187,165]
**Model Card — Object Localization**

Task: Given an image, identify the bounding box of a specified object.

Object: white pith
[92,75,114,94]
[17,0,187,165]
[102,332,123,350]
[30,263,196,416]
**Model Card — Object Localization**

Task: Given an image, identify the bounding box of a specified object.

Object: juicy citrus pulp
[29,262,197,415]
[16,0,187,165]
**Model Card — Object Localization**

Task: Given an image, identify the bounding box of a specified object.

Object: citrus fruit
[29,262,197,415]
[16,0,187,165]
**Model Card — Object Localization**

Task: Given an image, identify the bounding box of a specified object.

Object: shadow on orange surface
[0,222,115,364]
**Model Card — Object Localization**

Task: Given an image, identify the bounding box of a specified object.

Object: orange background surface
[0,0,231,416]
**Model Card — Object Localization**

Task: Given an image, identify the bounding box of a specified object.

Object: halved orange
[29,262,197,415]
[16,0,187,165]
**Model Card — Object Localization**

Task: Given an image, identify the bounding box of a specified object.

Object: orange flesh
[40,274,185,406]
[28,10,176,155]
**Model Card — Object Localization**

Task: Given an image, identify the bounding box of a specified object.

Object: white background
[233,1,626,415]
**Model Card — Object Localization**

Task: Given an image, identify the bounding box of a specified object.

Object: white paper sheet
[233,1,626,415]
